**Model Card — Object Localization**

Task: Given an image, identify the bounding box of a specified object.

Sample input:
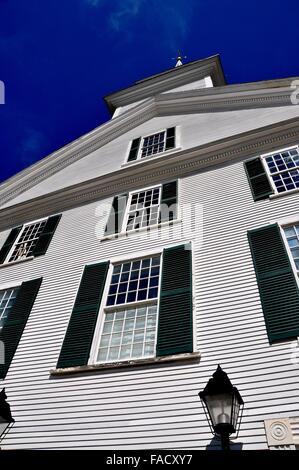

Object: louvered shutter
[0,226,22,264]
[159,181,177,223]
[165,127,176,150]
[56,262,109,368]
[0,278,42,379]
[105,194,128,236]
[244,158,273,201]
[248,224,299,342]
[156,244,193,356]
[33,214,61,257]
[128,138,141,162]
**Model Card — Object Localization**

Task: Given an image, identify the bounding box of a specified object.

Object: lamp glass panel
[205,393,233,428]
[231,395,241,430]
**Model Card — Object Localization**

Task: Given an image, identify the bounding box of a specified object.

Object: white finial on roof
[175,50,187,67]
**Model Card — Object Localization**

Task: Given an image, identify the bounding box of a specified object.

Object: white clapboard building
[0,55,299,450]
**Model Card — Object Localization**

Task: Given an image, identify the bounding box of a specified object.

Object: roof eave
[104,54,226,114]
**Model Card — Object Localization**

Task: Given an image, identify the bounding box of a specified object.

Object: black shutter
[105,194,128,236]
[33,214,62,257]
[244,158,273,201]
[56,262,109,368]
[0,226,22,264]
[165,127,176,150]
[157,244,193,356]
[248,224,299,342]
[159,181,177,223]
[128,138,141,162]
[0,278,42,379]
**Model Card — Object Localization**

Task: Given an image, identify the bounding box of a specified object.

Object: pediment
[1,77,299,212]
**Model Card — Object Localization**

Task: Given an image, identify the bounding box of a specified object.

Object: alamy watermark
[95,202,204,247]
[0,80,5,104]
[290,80,299,105]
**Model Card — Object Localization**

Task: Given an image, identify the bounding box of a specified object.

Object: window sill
[269,188,299,199]
[101,218,182,241]
[0,256,34,269]
[121,147,182,168]
[50,351,200,376]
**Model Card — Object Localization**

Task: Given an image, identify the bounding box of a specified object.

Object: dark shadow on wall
[206,435,243,450]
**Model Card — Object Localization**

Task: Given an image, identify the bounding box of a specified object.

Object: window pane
[141,131,166,158]
[0,287,19,329]
[126,186,161,232]
[98,304,158,362]
[284,225,299,271]
[106,256,161,306]
[264,148,299,194]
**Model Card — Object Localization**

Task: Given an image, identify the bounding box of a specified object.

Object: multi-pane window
[126,187,161,231]
[0,287,19,329]
[98,255,161,362]
[263,147,299,193]
[284,224,299,271]
[97,305,158,362]
[141,131,166,158]
[8,220,47,263]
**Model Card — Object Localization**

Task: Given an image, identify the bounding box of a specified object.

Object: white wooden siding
[3,104,299,209]
[0,154,299,449]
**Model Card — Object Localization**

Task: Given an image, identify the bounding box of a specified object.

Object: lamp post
[0,388,14,440]
[198,365,244,450]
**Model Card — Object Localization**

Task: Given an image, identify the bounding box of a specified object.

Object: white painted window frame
[4,217,48,264]
[89,240,194,365]
[89,251,164,365]
[122,183,162,233]
[280,222,299,289]
[124,126,179,165]
[138,128,167,160]
[0,280,22,329]
[101,179,180,240]
[260,144,299,196]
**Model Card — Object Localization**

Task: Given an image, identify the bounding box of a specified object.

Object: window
[127,127,176,162]
[283,224,299,271]
[0,214,61,265]
[126,186,161,231]
[141,131,166,158]
[105,181,177,236]
[98,255,161,362]
[7,220,47,263]
[56,245,193,370]
[262,146,299,194]
[0,287,19,329]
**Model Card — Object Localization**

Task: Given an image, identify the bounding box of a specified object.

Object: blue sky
[1,0,299,183]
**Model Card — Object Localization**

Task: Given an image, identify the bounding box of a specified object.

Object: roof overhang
[104,55,226,114]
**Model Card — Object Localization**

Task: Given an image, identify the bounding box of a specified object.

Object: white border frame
[101,179,180,240]
[260,144,299,195]
[280,223,299,289]
[4,216,48,264]
[121,183,162,233]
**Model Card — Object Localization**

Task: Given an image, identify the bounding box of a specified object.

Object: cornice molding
[1,82,298,211]
[1,117,299,231]
[156,86,295,114]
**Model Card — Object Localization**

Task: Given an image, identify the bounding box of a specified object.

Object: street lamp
[198,365,244,450]
[0,388,14,439]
